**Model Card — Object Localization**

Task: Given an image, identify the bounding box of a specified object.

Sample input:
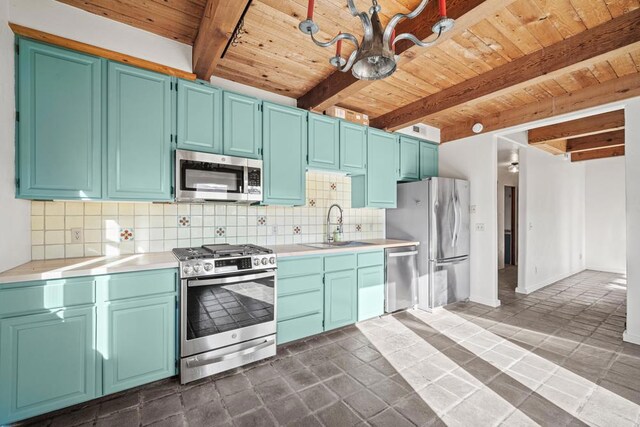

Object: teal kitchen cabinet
[16,38,103,200]
[357,251,385,321]
[177,80,222,154]
[324,254,357,331]
[339,121,367,174]
[107,62,173,201]
[419,140,439,179]
[98,269,177,395]
[276,256,324,344]
[223,91,262,159]
[398,136,420,181]
[0,307,96,425]
[262,102,307,206]
[353,129,398,209]
[308,113,340,171]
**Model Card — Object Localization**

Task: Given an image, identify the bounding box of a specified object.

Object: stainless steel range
[173,244,277,384]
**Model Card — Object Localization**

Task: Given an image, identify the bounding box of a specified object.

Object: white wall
[624,99,640,345]
[0,1,31,273]
[439,134,500,307]
[585,157,626,274]
[517,147,586,294]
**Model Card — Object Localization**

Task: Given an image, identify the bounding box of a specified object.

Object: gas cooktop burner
[172,243,273,262]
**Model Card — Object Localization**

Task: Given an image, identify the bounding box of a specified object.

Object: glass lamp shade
[351,9,397,80]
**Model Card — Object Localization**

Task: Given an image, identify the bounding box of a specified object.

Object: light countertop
[268,239,419,257]
[0,252,179,285]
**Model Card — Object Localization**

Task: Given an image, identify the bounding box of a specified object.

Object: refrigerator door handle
[433,256,468,267]
[452,191,459,248]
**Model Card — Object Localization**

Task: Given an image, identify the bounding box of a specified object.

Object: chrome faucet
[326,204,343,242]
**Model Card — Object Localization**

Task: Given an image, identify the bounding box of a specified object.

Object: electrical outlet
[475,223,485,232]
[470,205,477,214]
[71,228,83,243]
[270,226,278,236]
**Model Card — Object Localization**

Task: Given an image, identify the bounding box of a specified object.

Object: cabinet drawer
[278,273,322,297]
[357,251,384,268]
[0,278,95,317]
[324,254,356,272]
[277,257,323,278]
[100,269,176,301]
[277,289,323,321]
[277,313,323,345]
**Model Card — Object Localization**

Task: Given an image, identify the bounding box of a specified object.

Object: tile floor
[18,268,640,427]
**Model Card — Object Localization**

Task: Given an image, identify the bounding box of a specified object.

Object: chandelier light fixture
[298,0,454,81]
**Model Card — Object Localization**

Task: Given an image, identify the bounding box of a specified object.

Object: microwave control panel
[247,168,262,194]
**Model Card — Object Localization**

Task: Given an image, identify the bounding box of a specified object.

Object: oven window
[186,275,275,340]
[181,160,243,194]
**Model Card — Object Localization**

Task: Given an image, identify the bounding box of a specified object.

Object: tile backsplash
[31,172,385,260]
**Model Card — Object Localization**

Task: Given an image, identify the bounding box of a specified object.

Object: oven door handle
[185,337,275,368]
[187,270,276,287]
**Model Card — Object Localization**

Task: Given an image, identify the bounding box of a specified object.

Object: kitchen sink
[303,241,375,249]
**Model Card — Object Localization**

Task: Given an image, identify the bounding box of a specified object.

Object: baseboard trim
[517,268,584,295]
[623,330,640,346]
[585,265,627,275]
[469,295,501,308]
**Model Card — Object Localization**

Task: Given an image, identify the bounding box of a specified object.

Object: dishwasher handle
[388,251,418,258]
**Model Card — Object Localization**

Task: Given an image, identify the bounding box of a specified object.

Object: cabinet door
[107,63,173,201]
[399,136,420,181]
[100,295,176,395]
[0,307,96,424]
[17,39,103,200]
[366,129,398,208]
[262,102,307,206]
[324,269,357,331]
[308,113,339,171]
[177,80,222,153]
[358,265,385,321]
[420,141,439,179]
[339,121,367,174]
[223,92,262,159]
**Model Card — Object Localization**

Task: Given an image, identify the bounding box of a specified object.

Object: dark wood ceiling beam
[566,129,625,153]
[439,72,640,142]
[192,0,251,80]
[528,110,625,144]
[572,145,625,162]
[296,0,512,112]
[371,8,640,131]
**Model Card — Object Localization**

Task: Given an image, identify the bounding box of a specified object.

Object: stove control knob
[204,263,213,271]
[261,258,268,265]
[269,257,276,264]
[253,258,260,266]
[183,265,192,275]
[193,264,201,273]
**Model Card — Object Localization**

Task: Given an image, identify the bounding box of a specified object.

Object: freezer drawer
[385,246,418,313]
[428,256,470,309]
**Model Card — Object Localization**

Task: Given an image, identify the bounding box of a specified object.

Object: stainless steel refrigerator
[386,178,470,310]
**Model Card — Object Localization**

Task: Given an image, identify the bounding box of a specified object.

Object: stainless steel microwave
[175,150,262,203]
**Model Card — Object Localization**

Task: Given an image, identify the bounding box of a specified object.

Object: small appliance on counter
[173,243,277,384]
[386,178,470,311]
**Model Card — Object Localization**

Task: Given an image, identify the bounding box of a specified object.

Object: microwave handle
[187,271,276,287]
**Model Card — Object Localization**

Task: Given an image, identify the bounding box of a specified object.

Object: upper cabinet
[16,39,103,200]
[419,140,439,179]
[262,102,307,206]
[223,92,262,159]
[106,63,173,201]
[339,121,367,175]
[353,129,398,209]
[398,136,420,181]
[308,113,340,171]
[176,80,222,154]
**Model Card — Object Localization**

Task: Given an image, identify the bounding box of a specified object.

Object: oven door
[175,150,248,202]
[181,270,276,357]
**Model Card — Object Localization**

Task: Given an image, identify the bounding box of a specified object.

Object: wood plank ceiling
[57,0,640,138]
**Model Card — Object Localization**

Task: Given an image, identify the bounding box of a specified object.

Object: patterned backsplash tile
[30,172,386,260]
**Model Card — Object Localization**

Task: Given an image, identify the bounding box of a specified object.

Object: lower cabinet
[100,294,176,395]
[324,269,357,331]
[0,307,97,424]
[0,269,177,425]
[357,266,385,321]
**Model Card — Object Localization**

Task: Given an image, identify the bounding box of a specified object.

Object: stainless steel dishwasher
[385,246,419,313]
